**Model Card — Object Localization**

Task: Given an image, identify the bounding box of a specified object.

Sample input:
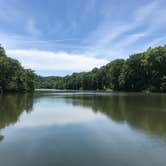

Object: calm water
[0,91,166,166]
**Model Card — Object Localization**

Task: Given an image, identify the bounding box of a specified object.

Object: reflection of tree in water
[1,92,166,140]
[0,93,34,141]
[69,94,166,137]
[0,135,4,142]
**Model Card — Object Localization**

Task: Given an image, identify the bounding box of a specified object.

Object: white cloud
[1,0,166,73]
[6,49,109,72]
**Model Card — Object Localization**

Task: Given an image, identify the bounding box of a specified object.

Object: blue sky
[0,0,166,76]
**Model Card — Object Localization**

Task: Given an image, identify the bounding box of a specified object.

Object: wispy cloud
[85,1,166,59]
[0,31,82,51]
[1,0,166,75]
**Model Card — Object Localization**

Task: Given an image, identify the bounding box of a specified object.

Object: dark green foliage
[1,44,166,92]
[160,76,166,92]
[119,54,147,91]
[106,59,125,90]
[34,75,63,89]
[0,45,35,93]
[35,45,166,92]
[142,46,166,92]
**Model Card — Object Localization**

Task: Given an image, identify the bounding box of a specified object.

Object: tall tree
[0,45,35,93]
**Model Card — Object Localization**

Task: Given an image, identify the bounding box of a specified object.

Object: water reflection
[67,94,166,137]
[0,135,4,142]
[0,92,166,166]
[0,93,34,141]
[0,92,166,139]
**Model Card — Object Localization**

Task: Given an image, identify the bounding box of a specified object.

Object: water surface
[0,91,166,166]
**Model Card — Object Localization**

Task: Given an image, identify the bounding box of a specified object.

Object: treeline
[1,44,166,93]
[35,45,166,92]
[0,45,34,93]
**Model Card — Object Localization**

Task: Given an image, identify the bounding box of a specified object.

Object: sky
[0,0,166,76]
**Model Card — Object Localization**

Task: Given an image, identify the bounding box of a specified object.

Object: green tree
[142,46,166,91]
[106,59,125,90]
[119,54,146,91]
[0,45,35,93]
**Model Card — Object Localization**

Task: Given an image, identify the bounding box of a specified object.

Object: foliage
[0,45,35,93]
[35,45,166,92]
[106,59,125,90]
[1,44,165,93]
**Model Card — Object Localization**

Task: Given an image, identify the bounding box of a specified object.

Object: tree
[0,45,35,93]
[0,44,6,57]
[106,59,125,90]
[119,54,146,91]
[142,46,166,91]
[34,44,166,93]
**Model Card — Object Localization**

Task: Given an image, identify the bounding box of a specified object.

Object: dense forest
[1,44,166,93]
[35,45,166,92]
[0,45,34,93]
